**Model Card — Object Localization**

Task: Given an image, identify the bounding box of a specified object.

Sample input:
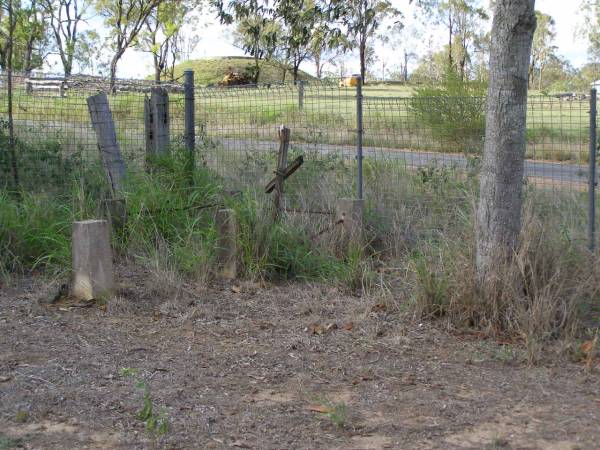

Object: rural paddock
[1,265,599,449]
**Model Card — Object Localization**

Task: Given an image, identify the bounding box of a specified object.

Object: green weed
[0,434,22,450]
[120,368,169,438]
[314,401,348,428]
[14,410,28,424]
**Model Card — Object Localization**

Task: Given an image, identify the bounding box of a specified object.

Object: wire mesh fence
[0,71,596,247]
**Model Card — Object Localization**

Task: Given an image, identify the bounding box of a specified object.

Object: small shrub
[410,69,486,154]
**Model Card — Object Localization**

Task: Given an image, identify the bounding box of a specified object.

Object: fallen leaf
[352,375,373,385]
[325,323,338,332]
[371,303,387,312]
[308,323,325,335]
[401,373,417,385]
[342,322,354,331]
[257,321,273,330]
[308,404,333,414]
[581,340,595,354]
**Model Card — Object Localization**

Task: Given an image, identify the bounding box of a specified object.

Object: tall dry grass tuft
[411,199,600,362]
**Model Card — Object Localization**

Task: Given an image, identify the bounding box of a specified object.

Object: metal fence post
[589,88,597,252]
[184,69,195,166]
[356,75,364,200]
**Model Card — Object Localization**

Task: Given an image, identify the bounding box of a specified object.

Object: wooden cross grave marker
[265,125,304,221]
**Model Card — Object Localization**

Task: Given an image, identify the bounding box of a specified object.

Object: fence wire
[0,72,596,247]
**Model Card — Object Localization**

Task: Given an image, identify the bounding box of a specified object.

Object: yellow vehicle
[339,74,360,87]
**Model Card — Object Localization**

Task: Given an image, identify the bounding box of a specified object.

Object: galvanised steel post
[589,88,597,252]
[184,69,195,165]
[356,75,364,200]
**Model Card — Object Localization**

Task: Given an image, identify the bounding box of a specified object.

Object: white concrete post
[71,220,114,301]
[336,198,364,239]
[215,209,238,279]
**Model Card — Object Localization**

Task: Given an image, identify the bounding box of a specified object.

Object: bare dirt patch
[1,265,599,449]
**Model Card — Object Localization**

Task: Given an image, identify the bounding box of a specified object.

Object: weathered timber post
[336,198,364,248]
[144,87,170,162]
[298,80,305,111]
[215,209,238,279]
[101,198,127,231]
[71,220,114,301]
[87,92,127,196]
[273,125,291,221]
[144,95,152,156]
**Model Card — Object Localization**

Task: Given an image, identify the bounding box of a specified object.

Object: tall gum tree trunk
[475,0,537,287]
[110,59,118,93]
[359,34,367,81]
[154,54,161,83]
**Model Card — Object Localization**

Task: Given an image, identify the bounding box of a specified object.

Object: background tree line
[0,0,598,91]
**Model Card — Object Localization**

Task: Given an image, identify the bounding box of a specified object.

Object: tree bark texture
[476,0,537,285]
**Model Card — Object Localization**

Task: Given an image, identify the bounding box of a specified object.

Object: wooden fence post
[72,220,114,301]
[215,209,238,279]
[144,87,170,162]
[336,198,364,248]
[273,125,291,221]
[87,92,126,196]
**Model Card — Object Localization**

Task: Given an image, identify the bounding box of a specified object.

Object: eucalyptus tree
[528,10,555,89]
[436,0,488,80]
[341,0,400,82]
[0,0,49,73]
[232,11,279,82]
[41,0,93,76]
[582,0,600,63]
[476,0,536,289]
[139,0,201,82]
[215,0,343,83]
[95,0,163,90]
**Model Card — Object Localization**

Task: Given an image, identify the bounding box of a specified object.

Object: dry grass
[410,198,600,363]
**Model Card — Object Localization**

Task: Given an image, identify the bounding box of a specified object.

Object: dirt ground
[1,265,599,450]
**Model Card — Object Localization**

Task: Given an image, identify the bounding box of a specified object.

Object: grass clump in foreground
[1,146,358,286]
[409,190,600,363]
